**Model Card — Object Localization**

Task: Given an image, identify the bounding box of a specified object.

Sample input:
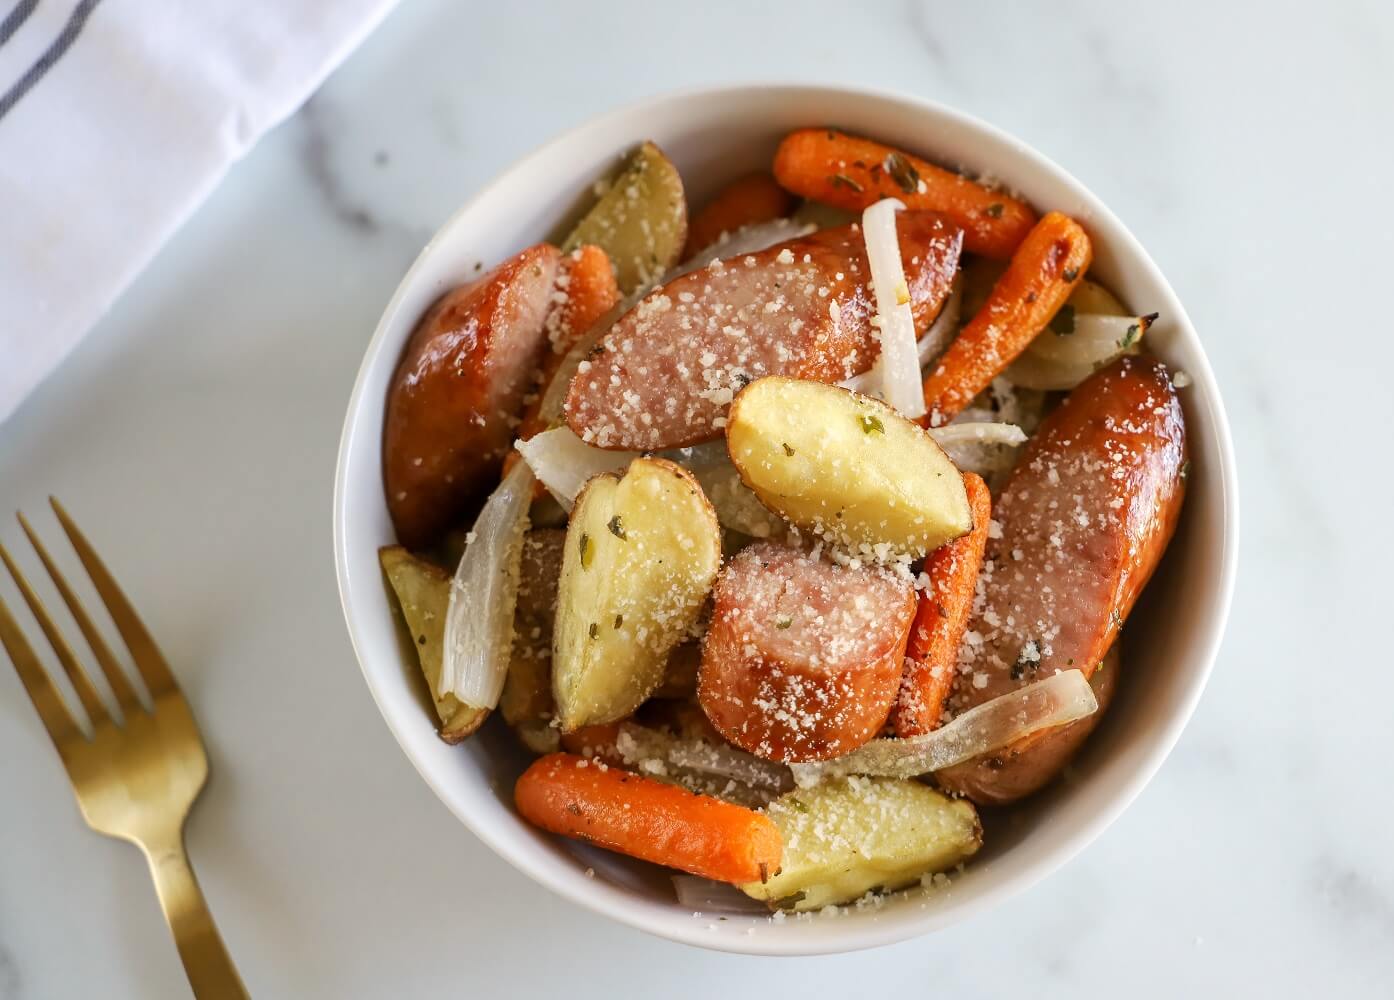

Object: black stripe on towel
[0,0,104,122]
[0,0,40,48]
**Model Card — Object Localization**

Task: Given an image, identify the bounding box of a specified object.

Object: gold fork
[0,499,248,999]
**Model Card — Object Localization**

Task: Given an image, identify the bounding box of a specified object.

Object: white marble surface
[1,1,1391,996]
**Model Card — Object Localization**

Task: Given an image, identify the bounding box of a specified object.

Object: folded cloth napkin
[0,0,398,423]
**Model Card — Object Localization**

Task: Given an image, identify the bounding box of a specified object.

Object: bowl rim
[333,80,1240,955]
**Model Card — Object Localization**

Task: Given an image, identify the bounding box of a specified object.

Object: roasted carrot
[921,211,1092,425]
[502,244,622,483]
[891,473,992,737]
[515,753,782,884]
[558,720,624,759]
[684,172,797,259]
[772,128,1037,259]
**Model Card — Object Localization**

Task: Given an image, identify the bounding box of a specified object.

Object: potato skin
[384,244,559,548]
[698,543,916,763]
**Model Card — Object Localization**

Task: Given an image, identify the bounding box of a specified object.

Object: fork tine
[0,538,109,725]
[49,498,178,697]
[18,512,144,717]
[0,547,83,749]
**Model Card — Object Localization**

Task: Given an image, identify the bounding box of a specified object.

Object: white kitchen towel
[0,0,398,423]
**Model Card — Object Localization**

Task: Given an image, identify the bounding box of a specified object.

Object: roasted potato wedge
[740,777,981,911]
[500,530,565,749]
[727,377,972,558]
[378,546,487,743]
[562,141,687,295]
[552,457,721,731]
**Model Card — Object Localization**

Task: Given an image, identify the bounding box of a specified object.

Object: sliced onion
[929,422,1027,477]
[917,273,963,368]
[667,441,785,539]
[841,274,963,396]
[616,723,793,795]
[515,426,632,510]
[439,460,534,705]
[860,198,926,418]
[788,669,1098,787]
[515,428,784,538]
[679,219,815,277]
[672,875,769,914]
[1006,313,1157,391]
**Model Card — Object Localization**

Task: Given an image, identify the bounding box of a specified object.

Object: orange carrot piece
[684,172,797,259]
[891,473,992,737]
[772,128,1037,259]
[503,244,622,483]
[517,245,620,443]
[558,721,624,760]
[921,211,1092,425]
[515,753,782,884]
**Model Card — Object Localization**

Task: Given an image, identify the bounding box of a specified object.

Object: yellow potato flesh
[727,377,971,559]
[741,777,981,911]
[552,457,720,731]
[378,546,487,743]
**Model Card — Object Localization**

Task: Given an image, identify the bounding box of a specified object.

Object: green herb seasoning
[1063,267,1079,282]
[1050,304,1076,335]
[613,614,624,629]
[985,202,1005,219]
[775,616,793,630]
[1180,460,1192,481]
[588,622,599,639]
[859,413,885,435]
[1118,322,1141,350]
[883,152,920,194]
[578,533,594,569]
[607,515,626,539]
[781,442,796,457]
[830,173,865,193]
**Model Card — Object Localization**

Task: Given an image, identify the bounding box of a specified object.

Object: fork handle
[140,830,249,1000]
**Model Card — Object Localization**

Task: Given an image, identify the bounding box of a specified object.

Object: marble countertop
[2,1,1391,996]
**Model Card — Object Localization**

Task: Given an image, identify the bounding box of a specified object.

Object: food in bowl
[374,128,1189,914]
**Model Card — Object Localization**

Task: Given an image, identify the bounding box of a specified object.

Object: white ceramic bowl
[333,84,1238,955]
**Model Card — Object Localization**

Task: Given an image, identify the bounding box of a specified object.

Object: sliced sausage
[564,212,963,451]
[698,542,917,763]
[936,355,1187,803]
[384,244,560,548]
[938,644,1118,805]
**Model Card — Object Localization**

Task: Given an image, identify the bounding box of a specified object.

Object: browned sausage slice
[936,355,1187,803]
[564,212,963,450]
[384,244,560,548]
[698,542,916,763]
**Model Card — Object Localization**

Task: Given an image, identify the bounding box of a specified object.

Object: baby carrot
[891,473,992,737]
[516,244,620,444]
[921,211,1092,425]
[684,172,797,259]
[772,128,1037,259]
[558,720,624,759]
[504,244,621,485]
[515,753,782,884]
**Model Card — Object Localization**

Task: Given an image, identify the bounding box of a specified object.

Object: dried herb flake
[607,515,626,539]
[883,152,920,194]
[859,413,885,435]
